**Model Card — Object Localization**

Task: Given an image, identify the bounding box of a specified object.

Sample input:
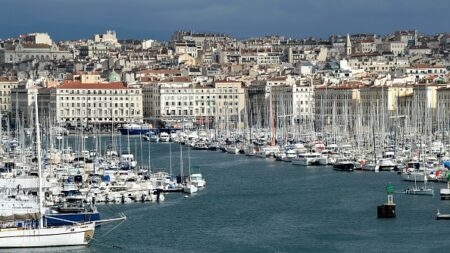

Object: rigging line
[98,218,127,239]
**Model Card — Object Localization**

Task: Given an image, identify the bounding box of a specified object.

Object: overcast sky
[0,0,448,41]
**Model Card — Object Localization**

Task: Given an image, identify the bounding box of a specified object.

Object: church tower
[345,33,352,56]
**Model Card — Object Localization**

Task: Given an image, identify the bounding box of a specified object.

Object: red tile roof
[58,81,126,89]
[139,69,181,75]
[21,43,51,49]
[268,77,287,81]
[0,76,17,82]
[160,77,191,83]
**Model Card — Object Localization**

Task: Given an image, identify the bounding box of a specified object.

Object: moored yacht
[378,158,396,171]
[333,158,355,171]
[190,173,206,188]
[119,123,151,135]
[159,132,170,142]
[282,149,297,162]
[440,178,450,200]
[292,153,327,166]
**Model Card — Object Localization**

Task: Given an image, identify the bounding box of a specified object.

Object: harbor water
[9,136,450,253]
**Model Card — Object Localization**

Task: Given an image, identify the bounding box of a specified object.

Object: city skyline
[0,0,449,41]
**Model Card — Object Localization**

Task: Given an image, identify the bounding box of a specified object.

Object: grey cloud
[0,0,448,40]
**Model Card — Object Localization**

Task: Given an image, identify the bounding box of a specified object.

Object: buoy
[377,184,396,218]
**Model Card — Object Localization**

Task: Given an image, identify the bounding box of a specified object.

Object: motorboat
[119,123,151,135]
[436,209,450,220]
[292,153,327,166]
[333,158,355,171]
[378,158,396,171]
[282,149,297,162]
[190,173,206,188]
[159,132,170,142]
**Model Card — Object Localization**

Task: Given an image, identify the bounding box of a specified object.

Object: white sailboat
[183,146,198,194]
[404,175,434,196]
[404,148,433,196]
[0,95,95,248]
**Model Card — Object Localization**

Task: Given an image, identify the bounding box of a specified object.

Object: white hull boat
[183,184,198,194]
[440,188,450,200]
[0,223,95,248]
[159,133,170,142]
[190,173,206,188]
[401,172,425,182]
[405,187,434,196]
[292,153,327,166]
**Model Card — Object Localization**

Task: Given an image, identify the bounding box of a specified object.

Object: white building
[22,33,53,46]
[49,81,143,124]
[0,43,72,64]
[0,77,18,113]
[142,39,156,50]
[401,65,448,81]
[143,80,245,129]
[271,81,314,125]
[376,41,407,55]
[11,84,41,126]
[94,30,119,46]
[174,41,198,57]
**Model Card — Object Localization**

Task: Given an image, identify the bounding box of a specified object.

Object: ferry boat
[119,123,151,135]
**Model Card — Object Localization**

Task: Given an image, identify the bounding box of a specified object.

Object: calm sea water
[6,136,450,253]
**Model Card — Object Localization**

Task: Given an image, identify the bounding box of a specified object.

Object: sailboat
[405,164,434,196]
[0,95,95,248]
[404,136,434,196]
[404,170,434,196]
[183,145,198,194]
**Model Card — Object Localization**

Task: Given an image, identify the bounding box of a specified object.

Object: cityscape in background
[0,29,448,131]
[1,0,450,249]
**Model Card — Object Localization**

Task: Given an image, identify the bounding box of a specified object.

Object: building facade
[49,81,143,125]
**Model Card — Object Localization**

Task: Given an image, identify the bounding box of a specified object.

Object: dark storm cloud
[0,0,448,40]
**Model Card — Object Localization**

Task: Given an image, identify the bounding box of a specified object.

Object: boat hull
[45,212,100,227]
[0,223,95,248]
[119,128,150,135]
[405,188,434,196]
[401,172,425,182]
[440,188,450,200]
[333,163,354,171]
[183,185,198,194]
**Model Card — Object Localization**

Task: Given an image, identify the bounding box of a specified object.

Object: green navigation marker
[386,184,395,194]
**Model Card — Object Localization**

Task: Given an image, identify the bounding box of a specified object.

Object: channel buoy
[377,184,396,218]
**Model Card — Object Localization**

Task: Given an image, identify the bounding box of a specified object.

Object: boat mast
[34,94,44,229]
[269,91,275,146]
[169,142,172,175]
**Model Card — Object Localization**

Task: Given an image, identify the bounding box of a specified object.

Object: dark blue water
[7,136,450,253]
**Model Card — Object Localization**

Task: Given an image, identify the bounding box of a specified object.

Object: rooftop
[58,81,127,89]
[21,43,51,49]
